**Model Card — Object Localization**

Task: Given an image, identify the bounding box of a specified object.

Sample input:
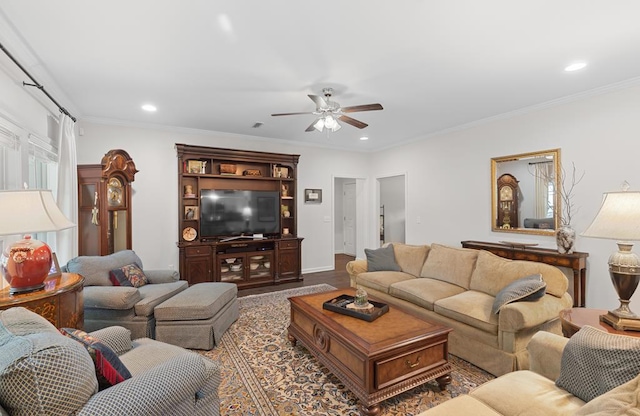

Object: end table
[559,308,640,338]
[0,272,84,329]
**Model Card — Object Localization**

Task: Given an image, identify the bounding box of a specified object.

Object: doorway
[378,174,406,245]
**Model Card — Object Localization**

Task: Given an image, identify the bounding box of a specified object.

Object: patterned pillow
[556,325,640,402]
[365,245,401,272]
[491,274,546,314]
[60,328,132,391]
[109,263,148,287]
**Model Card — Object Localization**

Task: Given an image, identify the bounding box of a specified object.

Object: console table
[461,241,589,307]
[0,273,84,328]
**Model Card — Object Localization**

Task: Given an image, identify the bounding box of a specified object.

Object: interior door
[343,182,356,256]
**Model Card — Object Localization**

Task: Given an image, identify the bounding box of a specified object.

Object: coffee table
[287,288,452,415]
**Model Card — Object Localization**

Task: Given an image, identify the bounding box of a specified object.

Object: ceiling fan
[271,88,383,132]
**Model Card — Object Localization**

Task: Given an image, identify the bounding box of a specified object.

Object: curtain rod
[0,42,76,122]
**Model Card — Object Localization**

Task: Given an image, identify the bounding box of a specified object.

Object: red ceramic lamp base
[1,235,52,295]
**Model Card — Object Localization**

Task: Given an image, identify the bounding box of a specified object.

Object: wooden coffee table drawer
[375,338,448,389]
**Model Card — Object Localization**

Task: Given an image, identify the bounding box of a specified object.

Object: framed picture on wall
[304,189,322,203]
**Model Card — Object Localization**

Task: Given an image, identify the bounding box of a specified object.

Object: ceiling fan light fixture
[313,118,325,132]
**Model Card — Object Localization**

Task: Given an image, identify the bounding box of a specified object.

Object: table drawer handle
[405,357,420,369]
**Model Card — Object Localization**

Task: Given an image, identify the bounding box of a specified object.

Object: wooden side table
[0,273,84,329]
[559,308,640,338]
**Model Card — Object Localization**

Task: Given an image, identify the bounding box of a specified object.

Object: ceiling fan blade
[305,118,320,132]
[341,103,383,113]
[308,94,327,109]
[339,115,368,129]
[271,111,315,116]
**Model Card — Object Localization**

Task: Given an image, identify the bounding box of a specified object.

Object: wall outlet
[416,216,421,224]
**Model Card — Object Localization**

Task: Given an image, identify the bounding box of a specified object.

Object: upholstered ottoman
[154,282,239,350]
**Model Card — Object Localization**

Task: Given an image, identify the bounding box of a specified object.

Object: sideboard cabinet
[176,144,303,289]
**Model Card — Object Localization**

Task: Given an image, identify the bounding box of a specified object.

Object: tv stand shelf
[176,144,303,289]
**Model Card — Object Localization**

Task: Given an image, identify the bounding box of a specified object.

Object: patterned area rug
[199,284,494,415]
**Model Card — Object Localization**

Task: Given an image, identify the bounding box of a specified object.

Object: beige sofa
[417,330,640,416]
[347,243,573,376]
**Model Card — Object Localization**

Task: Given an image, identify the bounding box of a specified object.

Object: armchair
[0,307,220,416]
[65,250,188,339]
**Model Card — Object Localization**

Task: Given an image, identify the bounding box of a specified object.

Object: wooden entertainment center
[176,144,303,289]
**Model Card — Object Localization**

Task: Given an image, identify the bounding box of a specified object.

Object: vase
[556,225,576,254]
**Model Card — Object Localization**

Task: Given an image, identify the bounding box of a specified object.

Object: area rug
[199,284,495,415]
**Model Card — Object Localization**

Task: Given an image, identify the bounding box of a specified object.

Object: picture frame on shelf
[273,165,289,178]
[187,160,203,174]
[184,206,198,220]
[48,253,61,278]
[304,189,322,203]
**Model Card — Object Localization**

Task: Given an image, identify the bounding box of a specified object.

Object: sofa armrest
[89,326,133,355]
[77,354,213,416]
[527,331,569,381]
[84,286,141,310]
[346,259,367,277]
[144,269,180,284]
[498,293,573,332]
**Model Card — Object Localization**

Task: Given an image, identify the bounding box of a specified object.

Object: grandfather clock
[497,173,519,229]
[77,150,138,256]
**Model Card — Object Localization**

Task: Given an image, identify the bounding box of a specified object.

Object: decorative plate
[182,227,197,241]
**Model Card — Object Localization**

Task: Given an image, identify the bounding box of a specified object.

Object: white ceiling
[2,1,640,152]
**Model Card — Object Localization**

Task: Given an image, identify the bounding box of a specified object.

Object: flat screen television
[200,189,280,239]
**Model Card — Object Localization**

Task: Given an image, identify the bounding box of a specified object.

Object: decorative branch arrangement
[559,162,585,227]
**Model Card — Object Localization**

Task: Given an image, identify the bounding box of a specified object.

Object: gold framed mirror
[491,149,561,235]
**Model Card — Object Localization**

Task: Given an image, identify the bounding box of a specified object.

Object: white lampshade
[0,189,75,235]
[581,191,640,241]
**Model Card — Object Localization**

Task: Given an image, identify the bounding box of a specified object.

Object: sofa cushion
[365,245,401,272]
[392,243,430,277]
[134,281,189,317]
[470,370,585,416]
[109,263,148,288]
[574,373,640,416]
[419,244,478,289]
[491,274,546,315]
[0,308,99,416]
[470,250,567,298]
[60,328,132,390]
[414,395,502,416]
[389,278,466,311]
[434,290,498,334]
[556,325,640,402]
[356,271,415,294]
[66,250,143,286]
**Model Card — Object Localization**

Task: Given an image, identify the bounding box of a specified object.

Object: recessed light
[564,62,587,72]
[141,104,157,112]
[360,136,369,141]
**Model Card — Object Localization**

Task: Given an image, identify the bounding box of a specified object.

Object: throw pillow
[109,263,148,287]
[365,245,401,272]
[556,325,640,402]
[60,328,132,391]
[491,273,546,314]
[574,373,640,416]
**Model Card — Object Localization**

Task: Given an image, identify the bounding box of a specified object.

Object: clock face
[499,186,513,202]
[107,177,124,207]
[182,227,197,242]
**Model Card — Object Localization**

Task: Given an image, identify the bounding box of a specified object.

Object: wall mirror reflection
[491,149,561,235]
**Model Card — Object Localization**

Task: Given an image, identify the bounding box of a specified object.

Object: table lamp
[0,189,75,294]
[581,187,640,331]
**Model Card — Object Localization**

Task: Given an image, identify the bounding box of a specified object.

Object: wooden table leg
[360,403,381,416]
[436,374,452,390]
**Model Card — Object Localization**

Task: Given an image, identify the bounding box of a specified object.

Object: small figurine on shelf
[184,185,196,198]
[282,184,289,197]
[200,161,207,174]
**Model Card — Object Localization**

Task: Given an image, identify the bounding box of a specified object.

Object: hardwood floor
[238,254,354,297]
